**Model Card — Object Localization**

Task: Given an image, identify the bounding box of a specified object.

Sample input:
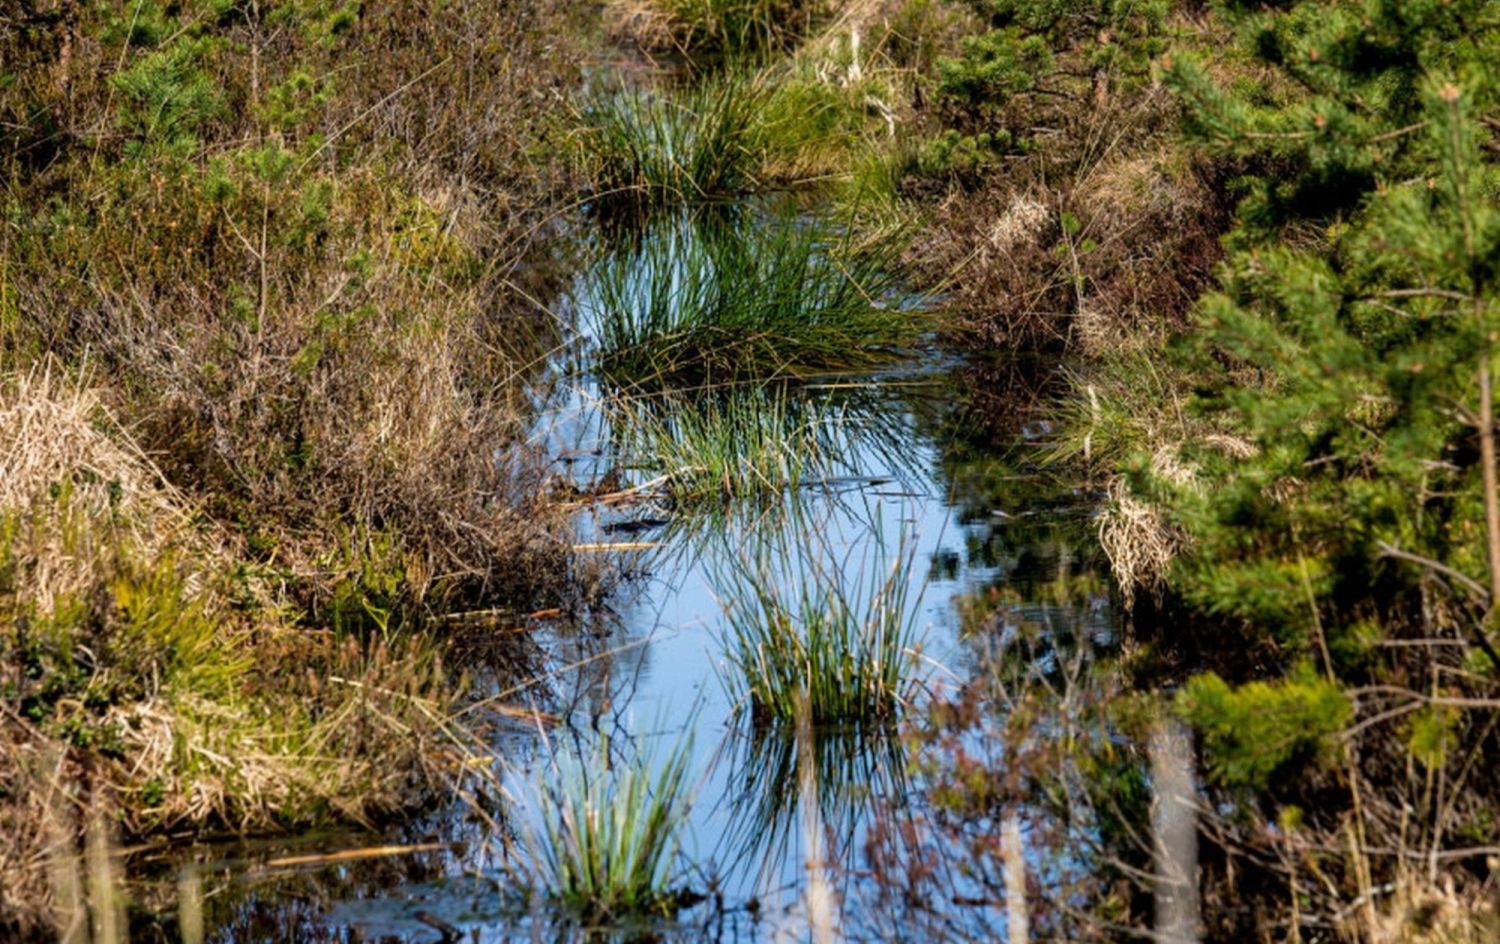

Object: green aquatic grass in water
[607,386,841,500]
[714,525,921,728]
[586,210,919,388]
[514,729,698,921]
[575,66,878,213]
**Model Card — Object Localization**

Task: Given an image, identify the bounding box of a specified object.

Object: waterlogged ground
[108,212,1119,943]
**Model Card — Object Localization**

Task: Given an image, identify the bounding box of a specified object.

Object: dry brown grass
[602,0,834,61]
[911,87,1229,353]
[1098,475,1186,613]
[4,0,591,618]
[0,365,193,612]
[1361,877,1500,944]
[0,365,499,937]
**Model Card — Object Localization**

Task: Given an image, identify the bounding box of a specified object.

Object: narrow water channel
[111,202,1118,944]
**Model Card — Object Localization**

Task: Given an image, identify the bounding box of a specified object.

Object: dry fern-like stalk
[1098,475,1189,612]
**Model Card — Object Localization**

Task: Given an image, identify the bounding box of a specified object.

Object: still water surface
[117,213,1115,944]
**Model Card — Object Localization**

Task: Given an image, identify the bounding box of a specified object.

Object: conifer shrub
[894,0,1232,352]
[930,0,1170,156]
[1085,0,1500,934]
[1177,666,1350,792]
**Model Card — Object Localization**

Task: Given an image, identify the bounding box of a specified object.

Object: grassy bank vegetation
[1,0,591,934]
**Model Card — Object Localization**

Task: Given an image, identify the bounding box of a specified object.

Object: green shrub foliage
[931,0,1168,167]
[1178,664,1350,791]
[1150,0,1500,803]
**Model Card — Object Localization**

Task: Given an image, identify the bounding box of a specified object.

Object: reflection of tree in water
[892,359,1110,597]
[861,574,1156,943]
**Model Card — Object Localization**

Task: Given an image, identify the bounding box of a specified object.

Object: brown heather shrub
[0,366,504,937]
[908,91,1230,353]
[2,0,593,617]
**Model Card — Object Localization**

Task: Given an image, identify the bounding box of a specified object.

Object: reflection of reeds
[716,719,907,883]
[602,380,916,504]
[714,523,921,728]
[584,209,918,388]
[512,728,698,921]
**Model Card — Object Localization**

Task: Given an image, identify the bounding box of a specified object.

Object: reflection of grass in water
[602,379,919,504]
[510,727,698,922]
[713,522,922,728]
[715,721,908,884]
[585,208,919,389]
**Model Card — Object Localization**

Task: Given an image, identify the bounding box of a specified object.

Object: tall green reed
[576,77,776,213]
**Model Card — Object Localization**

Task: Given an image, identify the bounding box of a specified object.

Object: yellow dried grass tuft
[0,364,485,936]
[1097,475,1189,612]
[0,362,195,607]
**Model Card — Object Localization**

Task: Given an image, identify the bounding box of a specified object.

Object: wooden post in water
[1002,813,1029,944]
[1152,718,1200,944]
[178,861,204,944]
[85,810,125,944]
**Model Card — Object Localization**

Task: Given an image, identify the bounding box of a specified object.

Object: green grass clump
[516,730,698,921]
[714,529,921,727]
[585,210,920,388]
[576,57,909,216]
[576,75,780,213]
[570,56,900,216]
